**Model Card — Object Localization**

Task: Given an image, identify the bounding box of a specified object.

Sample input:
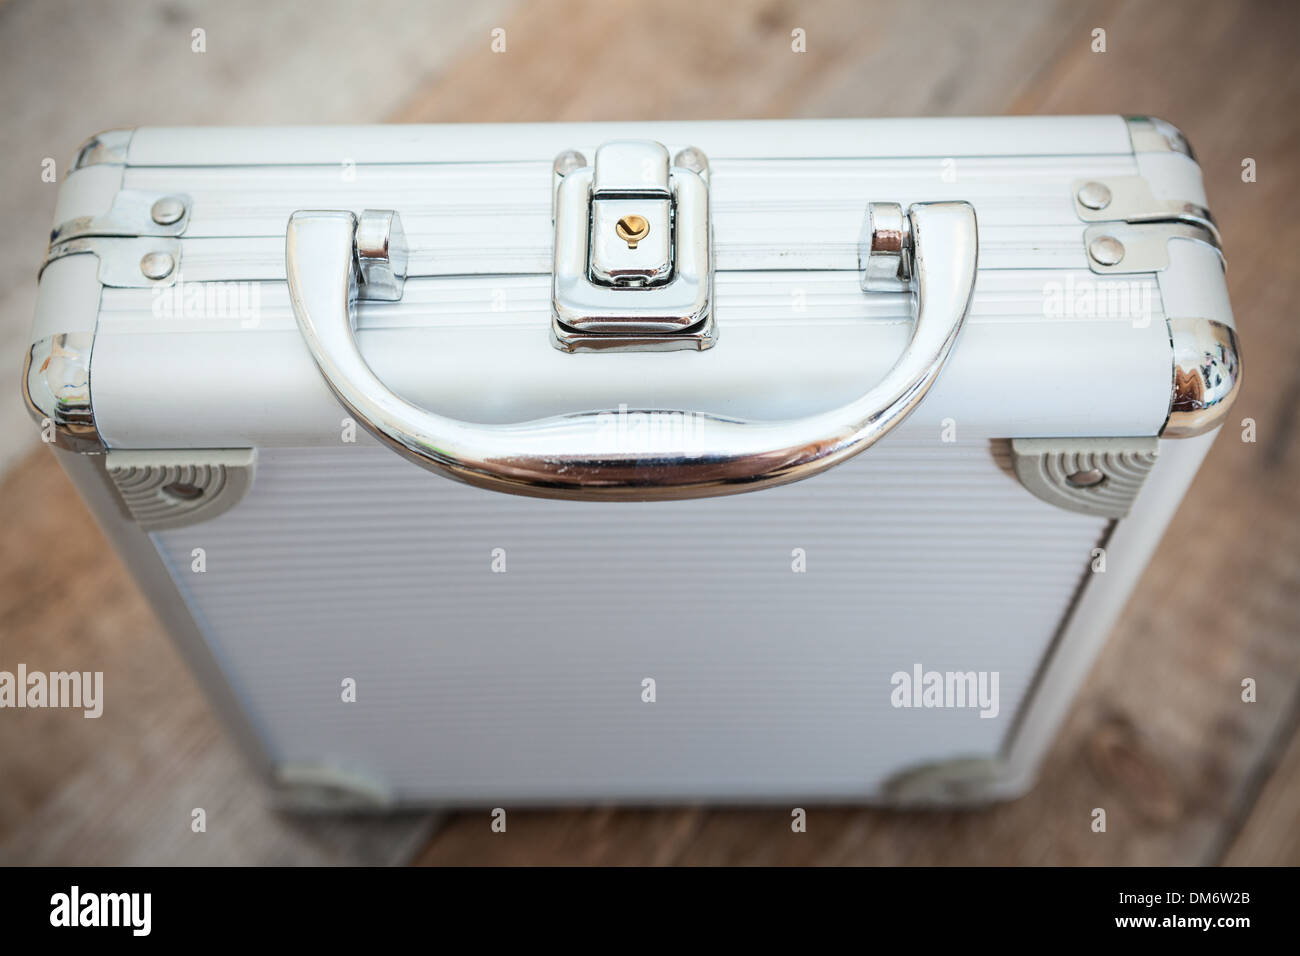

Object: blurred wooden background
[1,0,1297,865]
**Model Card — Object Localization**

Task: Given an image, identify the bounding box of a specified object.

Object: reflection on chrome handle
[286,201,978,501]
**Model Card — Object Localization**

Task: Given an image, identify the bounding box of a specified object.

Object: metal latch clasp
[551,140,715,352]
[589,141,673,287]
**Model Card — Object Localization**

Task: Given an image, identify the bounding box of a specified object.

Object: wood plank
[390,0,1088,123]
[1222,701,1300,866]
[416,809,707,868]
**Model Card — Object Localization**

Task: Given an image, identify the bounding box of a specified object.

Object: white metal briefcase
[24,117,1240,807]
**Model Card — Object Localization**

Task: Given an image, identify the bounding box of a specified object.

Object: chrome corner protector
[22,332,103,453]
[1161,317,1242,438]
[70,128,135,171]
[1125,116,1195,161]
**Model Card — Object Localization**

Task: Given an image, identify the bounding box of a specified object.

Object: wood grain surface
[1,0,1296,866]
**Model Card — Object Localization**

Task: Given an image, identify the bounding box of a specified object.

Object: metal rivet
[1066,468,1107,488]
[150,196,186,226]
[615,214,650,249]
[553,150,587,177]
[140,251,175,280]
[162,481,204,501]
[1088,235,1125,266]
[1076,181,1112,211]
[673,146,708,174]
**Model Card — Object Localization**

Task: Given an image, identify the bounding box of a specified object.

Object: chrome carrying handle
[286,201,978,501]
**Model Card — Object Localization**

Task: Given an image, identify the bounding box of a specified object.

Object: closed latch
[551,140,715,352]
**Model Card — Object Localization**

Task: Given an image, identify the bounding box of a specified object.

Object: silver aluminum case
[26,117,1238,807]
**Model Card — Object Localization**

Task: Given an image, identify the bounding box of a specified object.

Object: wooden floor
[2,0,1298,865]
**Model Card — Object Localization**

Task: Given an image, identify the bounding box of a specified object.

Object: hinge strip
[49,190,191,246]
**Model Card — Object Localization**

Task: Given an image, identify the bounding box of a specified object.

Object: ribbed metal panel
[101,269,1161,333]
[150,440,1106,802]
[121,154,1137,276]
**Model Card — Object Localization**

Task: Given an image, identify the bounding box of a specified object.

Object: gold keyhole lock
[615,214,650,249]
